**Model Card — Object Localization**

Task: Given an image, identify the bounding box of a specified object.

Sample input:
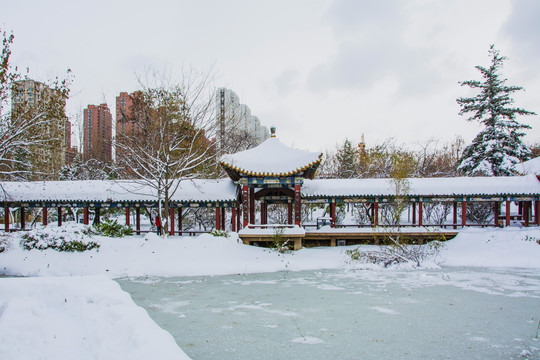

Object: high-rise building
[115,91,146,166]
[83,103,112,162]
[216,88,269,153]
[11,79,68,178]
[116,92,135,136]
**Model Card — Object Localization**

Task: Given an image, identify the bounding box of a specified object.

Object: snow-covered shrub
[93,218,133,237]
[424,202,452,225]
[346,234,445,267]
[523,235,540,245]
[0,235,7,253]
[18,224,100,252]
[266,227,291,253]
[210,229,229,238]
[353,204,371,225]
[466,202,494,224]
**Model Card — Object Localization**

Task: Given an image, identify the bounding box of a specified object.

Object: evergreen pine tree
[336,139,358,178]
[457,45,536,176]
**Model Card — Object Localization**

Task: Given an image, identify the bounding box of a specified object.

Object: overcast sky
[3,0,539,153]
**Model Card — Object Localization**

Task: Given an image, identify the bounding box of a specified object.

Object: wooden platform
[239,228,458,250]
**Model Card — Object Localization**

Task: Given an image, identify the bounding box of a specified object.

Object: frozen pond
[118,267,540,360]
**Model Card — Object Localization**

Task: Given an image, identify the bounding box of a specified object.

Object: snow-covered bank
[1,226,540,278]
[0,275,190,360]
[440,226,540,268]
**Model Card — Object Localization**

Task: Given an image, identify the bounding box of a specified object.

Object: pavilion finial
[270,126,276,138]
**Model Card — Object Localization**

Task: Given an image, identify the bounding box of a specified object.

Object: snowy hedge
[16,224,100,252]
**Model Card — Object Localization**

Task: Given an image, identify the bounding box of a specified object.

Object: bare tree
[115,67,217,236]
[0,29,71,180]
[413,136,464,177]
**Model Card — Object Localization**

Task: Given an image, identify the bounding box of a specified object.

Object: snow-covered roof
[302,175,540,198]
[514,157,540,176]
[220,137,322,180]
[0,179,237,204]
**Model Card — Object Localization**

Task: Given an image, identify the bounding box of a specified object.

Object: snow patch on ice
[370,306,399,315]
[291,336,325,344]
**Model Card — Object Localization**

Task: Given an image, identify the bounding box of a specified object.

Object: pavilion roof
[219,137,322,181]
[0,179,237,204]
[302,175,540,199]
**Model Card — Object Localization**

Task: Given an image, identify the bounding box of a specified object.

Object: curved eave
[219,155,322,182]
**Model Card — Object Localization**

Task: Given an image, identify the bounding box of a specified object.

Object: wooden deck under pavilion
[238,224,458,250]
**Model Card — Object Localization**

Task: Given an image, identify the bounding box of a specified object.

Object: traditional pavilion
[219,127,322,228]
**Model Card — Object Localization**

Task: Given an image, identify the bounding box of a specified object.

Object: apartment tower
[83,104,112,162]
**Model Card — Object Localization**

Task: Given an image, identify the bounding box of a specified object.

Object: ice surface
[119,268,540,360]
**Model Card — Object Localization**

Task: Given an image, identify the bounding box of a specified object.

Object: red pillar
[287,202,293,225]
[461,201,467,227]
[215,207,221,230]
[452,201,457,229]
[294,184,301,226]
[125,208,130,226]
[374,202,381,226]
[261,202,267,225]
[42,207,48,226]
[4,206,9,232]
[58,207,62,226]
[412,202,416,225]
[20,207,25,230]
[83,207,88,225]
[136,207,141,235]
[418,201,423,227]
[83,207,89,225]
[231,207,237,232]
[169,208,175,235]
[249,188,255,225]
[330,202,336,228]
[221,207,226,230]
[242,185,249,228]
[505,201,511,227]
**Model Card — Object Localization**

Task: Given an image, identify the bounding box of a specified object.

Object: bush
[19,225,100,252]
[210,229,229,238]
[346,234,445,267]
[523,235,540,245]
[0,236,7,253]
[270,227,292,253]
[93,218,133,237]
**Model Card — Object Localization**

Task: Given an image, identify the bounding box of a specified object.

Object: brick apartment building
[83,104,112,162]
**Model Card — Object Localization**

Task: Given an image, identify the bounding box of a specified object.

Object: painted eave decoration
[219,137,323,181]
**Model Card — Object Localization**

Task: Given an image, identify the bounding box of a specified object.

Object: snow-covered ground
[0,276,190,360]
[1,225,539,359]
